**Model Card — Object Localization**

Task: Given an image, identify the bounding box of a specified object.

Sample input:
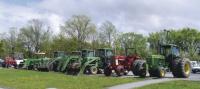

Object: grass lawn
[0,68,141,89]
[136,80,200,89]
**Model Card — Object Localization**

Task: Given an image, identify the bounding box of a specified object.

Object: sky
[1,0,200,36]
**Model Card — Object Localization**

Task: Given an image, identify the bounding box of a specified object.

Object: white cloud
[1,0,200,36]
[47,14,64,34]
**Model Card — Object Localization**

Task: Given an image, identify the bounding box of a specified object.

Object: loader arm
[79,57,100,74]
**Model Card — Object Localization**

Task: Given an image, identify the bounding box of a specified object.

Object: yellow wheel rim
[184,63,190,75]
[160,70,165,77]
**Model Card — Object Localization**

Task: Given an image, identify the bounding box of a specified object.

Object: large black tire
[66,68,80,75]
[27,65,34,70]
[155,67,166,78]
[115,65,124,76]
[89,66,98,74]
[149,69,156,77]
[48,64,53,71]
[137,60,147,77]
[70,62,81,75]
[172,59,191,78]
[171,59,179,77]
[132,60,141,76]
[104,66,112,76]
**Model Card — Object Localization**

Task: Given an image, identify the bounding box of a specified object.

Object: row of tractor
[1,43,192,78]
[21,49,112,75]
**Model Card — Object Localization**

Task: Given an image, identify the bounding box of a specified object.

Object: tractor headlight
[115,60,119,65]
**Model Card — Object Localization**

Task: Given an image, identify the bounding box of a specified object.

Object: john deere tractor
[96,48,114,70]
[134,44,191,78]
[48,51,82,75]
[48,50,100,75]
[23,53,51,72]
[48,51,67,72]
[79,49,100,74]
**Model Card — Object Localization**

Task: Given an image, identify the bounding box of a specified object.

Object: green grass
[136,80,200,89]
[0,68,140,89]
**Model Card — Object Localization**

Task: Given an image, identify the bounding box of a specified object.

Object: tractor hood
[113,55,126,60]
[148,55,165,59]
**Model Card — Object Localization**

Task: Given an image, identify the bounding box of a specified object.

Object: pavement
[108,72,200,89]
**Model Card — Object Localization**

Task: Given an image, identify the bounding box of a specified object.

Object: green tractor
[48,51,82,75]
[48,51,67,72]
[96,48,114,70]
[23,53,51,72]
[79,49,100,74]
[48,49,100,75]
[135,44,191,78]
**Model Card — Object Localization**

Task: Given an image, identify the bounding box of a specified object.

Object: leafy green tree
[50,34,78,52]
[115,32,147,57]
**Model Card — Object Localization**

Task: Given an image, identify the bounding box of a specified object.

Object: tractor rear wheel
[89,66,98,74]
[104,66,112,76]
[138,60,147,77]
[172,59,191,78]
[155,67,166,78]
[177,59,191,78]
[171,59,179,77]
[132,60,141,76]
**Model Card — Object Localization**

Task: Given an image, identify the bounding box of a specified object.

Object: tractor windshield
[54,51,65,58]
[161,45,180,57]
[71,51,81,56]
[82,50,94,57]
[96,49,113,57]
[96,49,105,57]
[106,50,113,57]
[171,47,180,57]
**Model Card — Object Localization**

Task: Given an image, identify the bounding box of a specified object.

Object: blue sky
[1,0,200,35]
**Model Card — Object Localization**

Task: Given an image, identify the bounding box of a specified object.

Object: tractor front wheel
[115,65,124,76]
[89,66,98,74]
[155,67,166,78]
[104,66,112,76]
[149,69,156,77]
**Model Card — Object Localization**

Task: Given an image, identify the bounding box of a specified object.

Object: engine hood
[113,55,126,60]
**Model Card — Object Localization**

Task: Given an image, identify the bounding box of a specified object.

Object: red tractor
[104,48,143,76]
[2,56,17,68]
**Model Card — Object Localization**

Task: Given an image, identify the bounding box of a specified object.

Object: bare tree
[61,15,96,50]
[19,19,51,55]
[99,21,117,47]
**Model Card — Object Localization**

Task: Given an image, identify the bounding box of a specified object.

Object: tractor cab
[160,44,180,62]
[125,48,141,65]
[96,48,113,58]
[96,48,114,67]
[81,49,95,58]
